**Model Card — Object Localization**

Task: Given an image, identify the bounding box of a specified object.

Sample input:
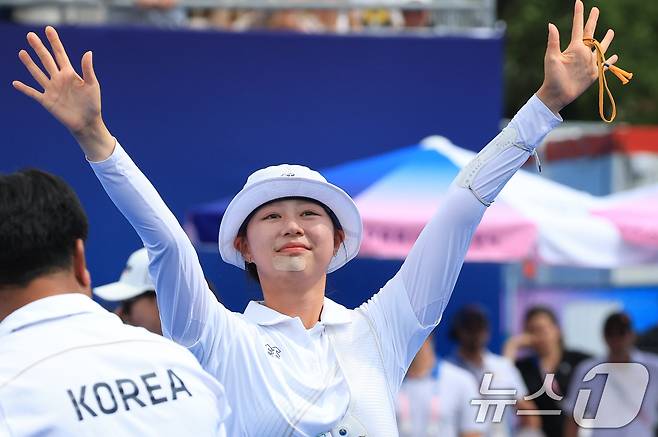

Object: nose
[282,217,304,236]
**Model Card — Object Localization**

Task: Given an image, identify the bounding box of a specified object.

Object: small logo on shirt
[265,344,281,359]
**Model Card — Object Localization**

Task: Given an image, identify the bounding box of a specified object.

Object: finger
[583,6,599,40]
[26,32,59,77]
[570,0,584,44]
[546,23,561,56]
[18,49,49,89]
[81,51,98,85]
[12,80,44,102]
[600,29,615,54]
[45,26,73,70]
[604,54,619,70]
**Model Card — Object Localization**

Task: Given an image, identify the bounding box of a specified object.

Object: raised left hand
[536,0,618,114]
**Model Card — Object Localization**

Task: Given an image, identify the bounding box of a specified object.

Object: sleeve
[89,142,237,369]
[360,95,562,393]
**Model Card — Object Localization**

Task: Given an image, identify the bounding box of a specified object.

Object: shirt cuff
[510,94,563,149]
[87,139,124,168]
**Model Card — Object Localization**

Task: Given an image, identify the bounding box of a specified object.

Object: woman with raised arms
[13,4,618,434]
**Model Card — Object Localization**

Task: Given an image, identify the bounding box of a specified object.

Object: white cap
[218,164,363,274]
[94,248,154,301]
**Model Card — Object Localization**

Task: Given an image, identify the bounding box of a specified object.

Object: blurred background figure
[563,312,658,437]
[397,334,485,437]
[504,306,590,437]
[400,0,431,29]
[94,247,162,335]
[447,305,542,437]
[10,0,185,27]
[106,0,187,28]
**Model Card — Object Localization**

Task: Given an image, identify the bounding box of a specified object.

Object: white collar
[0,293,106,337]
[243,297,352,327]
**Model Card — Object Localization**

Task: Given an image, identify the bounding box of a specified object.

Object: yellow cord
[583,38,633,123]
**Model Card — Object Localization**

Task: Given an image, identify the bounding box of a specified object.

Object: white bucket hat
[218,164,362,273]
[94,248,155,301]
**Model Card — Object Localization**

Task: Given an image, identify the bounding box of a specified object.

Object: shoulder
[485,351,516,370]
[635,350,658,369]
[441,360,475,382]
[571,356,603,378]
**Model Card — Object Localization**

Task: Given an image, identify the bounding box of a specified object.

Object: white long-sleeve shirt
[90,95,560,436]
[0,294,230,437]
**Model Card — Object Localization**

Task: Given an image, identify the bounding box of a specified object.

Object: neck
[608,350,632,363]
[0,272,88,322]
[260,273,326,329]
[458,346,484,366]
[407,352,436,379]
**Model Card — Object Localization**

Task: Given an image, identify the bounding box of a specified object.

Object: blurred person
[13,2,620,433]
[0,169,230,436]
[106,0,187,28]
[95,247,163,335]
[447,305,543,437]
[397,334,485,437]
[94,247,218,335]
[401,0,432,29]
[503,306,590,437]
[563,312,658,437]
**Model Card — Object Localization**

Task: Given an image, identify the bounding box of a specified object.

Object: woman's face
[526,313,561,354]
[239,198,341,281]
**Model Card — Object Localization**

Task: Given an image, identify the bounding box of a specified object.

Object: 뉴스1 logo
[470,362,650,429]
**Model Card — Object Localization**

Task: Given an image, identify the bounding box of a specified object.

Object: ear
[114,305,128,322]
[72,239,92,294]
[233,235,253,263]
[333,229,346,255]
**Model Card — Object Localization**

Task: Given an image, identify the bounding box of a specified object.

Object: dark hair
[604,312,633,337]
[524,306,559,328]
[450,305,489,339]
[0,169,89,290]
[235,196,344,283]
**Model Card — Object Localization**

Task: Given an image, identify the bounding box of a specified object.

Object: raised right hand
[13,26,114,161]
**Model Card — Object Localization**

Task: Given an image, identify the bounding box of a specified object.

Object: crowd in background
[0,0,441,33]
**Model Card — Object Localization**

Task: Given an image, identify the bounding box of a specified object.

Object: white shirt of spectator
[447,351,529,437]
[0,294,230,437]
[397,359,486,437]
[562,349,658,437]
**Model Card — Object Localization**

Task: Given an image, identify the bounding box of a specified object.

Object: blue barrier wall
[1,23,506,353]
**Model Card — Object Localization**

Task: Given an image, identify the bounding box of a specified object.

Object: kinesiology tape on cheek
[455,126,538,207]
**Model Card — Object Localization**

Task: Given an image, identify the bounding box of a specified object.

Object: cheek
[245,226,274,257]
[310,224,338,253]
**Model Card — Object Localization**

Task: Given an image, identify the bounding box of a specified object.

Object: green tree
[500,0,658,123]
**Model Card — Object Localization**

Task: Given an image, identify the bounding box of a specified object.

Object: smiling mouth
[277,246,309,253]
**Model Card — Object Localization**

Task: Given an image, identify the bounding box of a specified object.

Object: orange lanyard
[583,38,633,123]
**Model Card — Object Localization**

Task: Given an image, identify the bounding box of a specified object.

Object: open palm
[13,27,101,135]
[538,1,618,114]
